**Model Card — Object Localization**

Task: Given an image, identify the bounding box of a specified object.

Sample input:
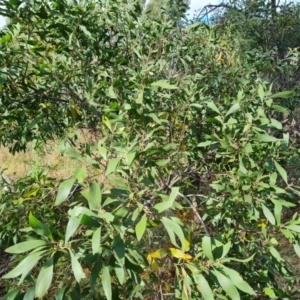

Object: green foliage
[1,0,300,299]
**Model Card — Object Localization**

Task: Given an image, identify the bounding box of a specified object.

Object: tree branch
[178,192,210,236]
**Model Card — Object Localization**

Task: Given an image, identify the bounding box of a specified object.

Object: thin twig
[178,192,210,237]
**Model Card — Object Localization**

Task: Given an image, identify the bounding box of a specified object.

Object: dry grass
[0,143,82,180]
[0,129,103,181]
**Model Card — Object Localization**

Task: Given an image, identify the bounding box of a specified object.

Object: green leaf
[161,217,184,249]
[106,158,120,175]
[274,161,288,184]
[113,236,125,266]
[271,91,295,99]
[24,286,35,300]
[86,181,102,210]
[257,134,278,142]
[92,227,101,255]
[219,265,255,295]
[269,246,283,262]
[35,255,54,298]
[293,243,300,258]
[271,104,288,114]
[54,287,67,300]
[191,103,203,110]
[1,288,21,300]
[65,216,81,244]
[69,249,85,282]
[262,204,275,225]
[135,90,143,104]
[193,274,214,300]
[155,159,169,166]
[135,214,147,241]
[197,141,213,147]
[65,145,84,162]
[29,212,53,240]
[285,224,300,233]
[270,118,282,129]
[98,146,107,160]
[153,187,179,213]
[212,269,240,300]
[79,25,93,39]
[6,240,47,254]
[258,84,265,101]
[239,155,247,174]
[221,253,255,263]
[107,86,117,99]
[169,187,179,202]
[225,103,240,117]
[207,102,220,114]
[153,201,173,213]
[55,178,76,206]
[102,266,112,300]
[91,259,102,294]
[74,167,87,184]
[151,80,178,89]
[114,262,125,285]
[264,287,276,297]
[3,250,46,280]
[202,236,214,261]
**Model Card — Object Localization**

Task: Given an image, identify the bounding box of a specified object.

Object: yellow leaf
[256,219,268,228]
[151,259,160,271]
[165,282,171,292]
[245,233,254,241]
[102,116,112,132]
[216,52,222,61]
[147,248,168,262]
[169,248,192,260]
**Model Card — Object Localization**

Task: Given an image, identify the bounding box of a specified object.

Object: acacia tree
[1,0,300,299]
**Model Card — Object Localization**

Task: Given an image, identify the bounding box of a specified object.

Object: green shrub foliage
[1,0,300,299]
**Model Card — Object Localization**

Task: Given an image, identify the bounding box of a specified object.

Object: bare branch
[178,192,210,236]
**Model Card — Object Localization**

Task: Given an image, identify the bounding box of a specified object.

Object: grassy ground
[0,129,102,181]
[0,143,82,180]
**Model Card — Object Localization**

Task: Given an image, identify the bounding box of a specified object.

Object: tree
[145,0,190,23]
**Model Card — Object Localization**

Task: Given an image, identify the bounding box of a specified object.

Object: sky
[0,0,219,28]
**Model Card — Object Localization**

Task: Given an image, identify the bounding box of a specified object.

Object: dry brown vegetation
[0,129,103,181]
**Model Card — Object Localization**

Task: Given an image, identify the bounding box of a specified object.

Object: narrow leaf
[202,236,214,261]
[74,167,87,184]
[135,214,147,241]
[212,269,240,300]
[86,181,102,210]
[151,80,177,89]
[92,227,101,255]
[257,134,278,142]
[65,216,81,244]
[69,249,85,282]
[262,204,275,225]
[105,158,120,175]
[274,161,288,184]
[102,266,112,300]
[271,91,295,99]
[29,212,53,240]
[55,178,76,206]
[35,255,54,298]
[6,240,47,254]
[293,243,300,258]
[65,145,84,162]
[220,265,255,295]
[2,250,46,279]
[225,103,240,117]
[207,102,220,114]
[194,274,214,300]
[169,248,192,260]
